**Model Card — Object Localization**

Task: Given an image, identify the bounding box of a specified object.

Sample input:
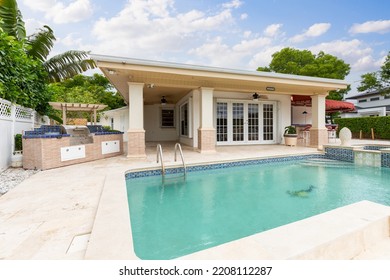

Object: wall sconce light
[107,69,116,75]
[161,96,167,106]
[147,83,155,88]
[266,86,275,91]
[252,93,259,101]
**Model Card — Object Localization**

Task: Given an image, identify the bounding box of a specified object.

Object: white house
[342,90,390,118]
[92,55,349,157]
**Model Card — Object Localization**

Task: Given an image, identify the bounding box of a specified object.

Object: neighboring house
[342,90,390,118]
[92,55,349,157]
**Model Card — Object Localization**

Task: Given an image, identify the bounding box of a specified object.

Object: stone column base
[127,130,146,158]
[309,128,328,149]
[198,128,216,153]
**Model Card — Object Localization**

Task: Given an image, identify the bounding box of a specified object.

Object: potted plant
[284,126,298,146]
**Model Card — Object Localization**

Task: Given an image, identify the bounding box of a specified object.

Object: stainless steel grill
[61,125,93,145]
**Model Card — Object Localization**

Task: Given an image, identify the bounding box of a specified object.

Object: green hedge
[334,116,390,139]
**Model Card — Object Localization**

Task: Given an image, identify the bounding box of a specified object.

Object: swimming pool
[125,157,390,260]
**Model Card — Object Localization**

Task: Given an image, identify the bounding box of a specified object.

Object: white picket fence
[0,97,49,171]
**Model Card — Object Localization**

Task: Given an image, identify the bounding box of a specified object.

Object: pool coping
[85,153,390,260]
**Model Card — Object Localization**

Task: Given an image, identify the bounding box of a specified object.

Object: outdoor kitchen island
[22,125,124,170]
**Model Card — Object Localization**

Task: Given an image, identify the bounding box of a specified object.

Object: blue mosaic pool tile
[125,154,326,180]
[324,147,354,162]
[364,145,386,151]
[382,153,390,168]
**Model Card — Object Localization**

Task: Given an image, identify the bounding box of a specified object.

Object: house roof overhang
[91,54,350,105]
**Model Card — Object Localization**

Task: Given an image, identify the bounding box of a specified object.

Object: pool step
[301,158,354,168]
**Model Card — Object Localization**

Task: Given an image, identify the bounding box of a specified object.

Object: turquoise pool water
[125,159,390,260]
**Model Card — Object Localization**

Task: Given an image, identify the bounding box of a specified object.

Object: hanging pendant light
[252,93,259,101]
[161,96,167,106]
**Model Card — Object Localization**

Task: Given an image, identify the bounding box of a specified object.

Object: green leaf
[0,0,26,40]
[26,25,55,62]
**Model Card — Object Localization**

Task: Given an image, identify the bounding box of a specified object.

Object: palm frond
[0,0,26,40]
[26,25,56,62]
[43,50,96,83]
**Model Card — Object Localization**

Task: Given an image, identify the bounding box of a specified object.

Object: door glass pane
[180,103,188,136]
[248,104,259,141]
[232,103,244,141]
[263,104,274,141]
[216,102,228,142]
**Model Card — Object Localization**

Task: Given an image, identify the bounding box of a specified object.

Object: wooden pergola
[49,102,108,125]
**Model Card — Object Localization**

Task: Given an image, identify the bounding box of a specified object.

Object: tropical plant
[0,25,50,112]
[0,0,96,83]
[257,47,351,100]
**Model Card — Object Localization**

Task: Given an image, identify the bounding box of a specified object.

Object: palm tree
[0,0,96,82]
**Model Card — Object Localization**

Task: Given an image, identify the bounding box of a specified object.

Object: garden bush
[334,116,390,139]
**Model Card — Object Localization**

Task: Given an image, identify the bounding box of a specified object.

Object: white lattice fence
[15,106,33,120]
[0,98,12,119]
[0,98,37,170]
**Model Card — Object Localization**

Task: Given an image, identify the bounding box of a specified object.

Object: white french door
[216,100,277,145]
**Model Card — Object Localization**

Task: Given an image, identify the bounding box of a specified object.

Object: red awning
[325,99,355,113]
[291,95,355,113]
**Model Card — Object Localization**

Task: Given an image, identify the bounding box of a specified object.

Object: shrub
[334,116,390,139]
[14,134,22,151]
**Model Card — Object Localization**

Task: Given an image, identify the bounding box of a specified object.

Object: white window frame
[160,107,175,128]
[215,99,277,145]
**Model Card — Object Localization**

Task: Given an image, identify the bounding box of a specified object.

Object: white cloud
[349,20,390,34]
[233,37,271,53]
[240,13,248,20]
[90,0,240,58]
[264,23,283,37]
[309,39,377,71]
[22,0,93,24]
[248,45,286,70]
[24,18,45,35]
[290,23,331,43]
[188,36,272,69]
[60,33,83,48]
[222,0,243,9]
[243,30,252,38]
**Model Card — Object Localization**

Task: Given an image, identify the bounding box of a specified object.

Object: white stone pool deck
[1,140,390,260]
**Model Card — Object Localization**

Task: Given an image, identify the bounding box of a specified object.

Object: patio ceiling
[91,55,350,105]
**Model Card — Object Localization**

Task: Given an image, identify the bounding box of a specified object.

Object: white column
[198,87,216,153]
[311,95,326,129]
[127,82,146,158]
[310,94,328,148]
[199,87,214,128]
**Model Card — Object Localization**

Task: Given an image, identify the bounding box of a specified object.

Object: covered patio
[91,55,349,157]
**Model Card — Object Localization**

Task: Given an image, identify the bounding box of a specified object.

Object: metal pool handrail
[156,144,165,176]
[174,143,187,177]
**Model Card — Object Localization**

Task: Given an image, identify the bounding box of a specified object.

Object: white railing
[156,144,165,176]
[174,143,187,177]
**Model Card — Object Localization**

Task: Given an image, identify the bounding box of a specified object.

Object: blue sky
[18,0,390,96]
